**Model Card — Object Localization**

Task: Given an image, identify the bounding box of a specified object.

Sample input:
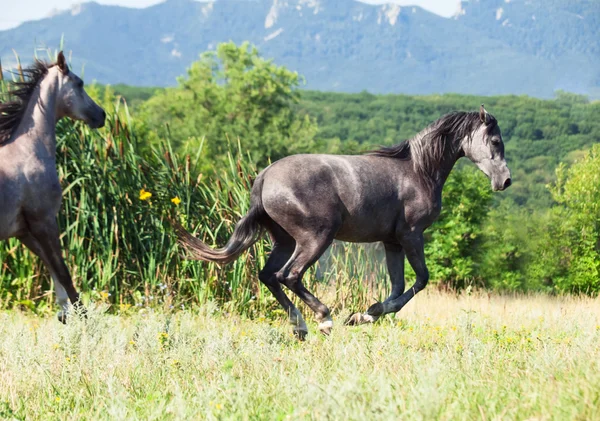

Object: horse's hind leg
[259,237,309,340]
[276,232,336,336]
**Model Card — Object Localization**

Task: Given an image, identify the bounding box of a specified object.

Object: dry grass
[1,290,600,420]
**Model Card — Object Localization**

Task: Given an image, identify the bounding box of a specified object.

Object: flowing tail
[172,175,265,265]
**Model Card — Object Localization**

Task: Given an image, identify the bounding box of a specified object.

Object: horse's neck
[439,150,461,182]
[16,72,59,160]
[430,137,463,197]
[413,129,462,195]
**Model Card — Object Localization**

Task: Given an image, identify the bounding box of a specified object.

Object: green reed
[0,97,386,316]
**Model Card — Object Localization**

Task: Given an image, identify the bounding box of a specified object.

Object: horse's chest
[406,199,442,228]
[0,161,62,236]
[25,169,62,215]
[0,171,27,240]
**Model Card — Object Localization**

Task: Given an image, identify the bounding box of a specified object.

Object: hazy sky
[0,0,460,31]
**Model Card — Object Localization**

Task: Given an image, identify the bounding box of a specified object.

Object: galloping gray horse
[0,52,105,321]
[175,105,511,339]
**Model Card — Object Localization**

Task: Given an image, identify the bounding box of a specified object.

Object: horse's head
[462,105,511,191]
[54,51,105,129]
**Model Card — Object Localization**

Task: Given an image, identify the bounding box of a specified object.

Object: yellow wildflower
[171,196,181,206]
[139,188,152,201]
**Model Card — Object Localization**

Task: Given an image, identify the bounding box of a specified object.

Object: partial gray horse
[0,52,105,321]
[174,105,511,339]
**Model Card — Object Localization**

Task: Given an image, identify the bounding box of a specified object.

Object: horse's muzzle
[89,111,106,129]
[494,177,512,191]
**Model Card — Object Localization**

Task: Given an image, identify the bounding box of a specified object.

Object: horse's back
[258,154,408,242]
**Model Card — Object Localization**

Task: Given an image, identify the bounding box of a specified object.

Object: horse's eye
[78,80,84,88]
[491,137,501,145]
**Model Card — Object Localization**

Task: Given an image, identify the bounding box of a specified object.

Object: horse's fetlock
[367,302,385,317]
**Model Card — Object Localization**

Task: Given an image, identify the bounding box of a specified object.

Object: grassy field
[2,291,600,420]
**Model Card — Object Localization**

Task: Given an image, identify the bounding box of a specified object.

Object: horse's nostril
[101,110,107,121]
[503,178,512,189]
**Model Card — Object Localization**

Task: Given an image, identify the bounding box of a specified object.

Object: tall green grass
[0,96,388,317]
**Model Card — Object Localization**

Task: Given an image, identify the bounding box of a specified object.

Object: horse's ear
[57,51,69,74]
[480,104,491,124]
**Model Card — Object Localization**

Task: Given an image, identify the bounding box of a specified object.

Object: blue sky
[0,0,459,31]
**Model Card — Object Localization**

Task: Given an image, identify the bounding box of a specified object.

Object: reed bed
[0,97,390,317]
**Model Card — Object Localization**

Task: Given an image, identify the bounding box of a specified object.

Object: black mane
[368,111,497,160]
[367,111,497,188]
[0,60,51,144]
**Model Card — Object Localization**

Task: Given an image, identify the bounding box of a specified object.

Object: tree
[421,167,494,288]
[546,144,600,293]
[140,42,317,171]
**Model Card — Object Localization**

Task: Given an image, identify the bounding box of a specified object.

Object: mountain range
[1,0,598,97]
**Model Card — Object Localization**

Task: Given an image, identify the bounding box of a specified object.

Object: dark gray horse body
[175,106,511,338]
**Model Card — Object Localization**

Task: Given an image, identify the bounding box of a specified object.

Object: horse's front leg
[19,218,83,322]
[346,242,405,325]
[346,233,429,324]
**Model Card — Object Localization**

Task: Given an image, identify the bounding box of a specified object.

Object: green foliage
[478,146,600,294]
[96,84,161,109]
[0,95,269,314]
[425,167,493,287]
[477,204,551,292]
[546,145,600,293]
[139,41,317,172]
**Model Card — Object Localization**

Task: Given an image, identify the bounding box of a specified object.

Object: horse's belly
[335,215,398,243]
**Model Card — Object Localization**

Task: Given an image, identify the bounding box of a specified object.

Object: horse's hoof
[57,312,67,324]
[367,302,384,317]
[293,328,308,341]
[318,320,333,336]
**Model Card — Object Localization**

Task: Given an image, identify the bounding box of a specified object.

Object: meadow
[2,291,600,420]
